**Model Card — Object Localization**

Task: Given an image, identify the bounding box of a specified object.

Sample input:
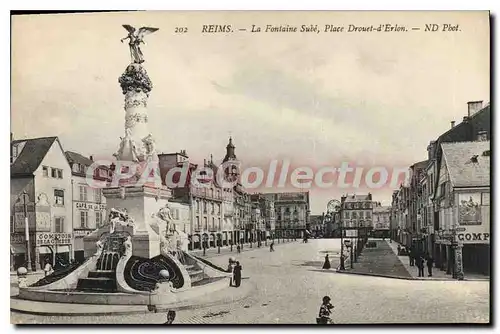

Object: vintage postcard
[10,10,490,324]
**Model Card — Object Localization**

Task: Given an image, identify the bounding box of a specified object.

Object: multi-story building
[158,137,250,251]
[426,101,490,261]
[263,191,310,239]
[250,193,276,240]
[11,136,72,271]
[158,152,226,250]
[390,101,490,278]
[219,137,253,244]
[234,184,252,243]
[372,204,391,238]
[340,194,373,240]
[65,151,109,263]
[433,140,490,275]
[390,190,401,241]
[408,160,429,250]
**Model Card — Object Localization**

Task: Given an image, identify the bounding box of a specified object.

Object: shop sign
[73,230,93,237]
[345,230,358,237]
[35,232,72,246]
[457,232,490,243]
[75,202,106,211]
[277,193,306,201]
[14,212,36,230]
[10,234,27,244]
[458,194,481,226]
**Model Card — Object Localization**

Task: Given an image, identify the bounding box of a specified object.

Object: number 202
[175,27,188,33]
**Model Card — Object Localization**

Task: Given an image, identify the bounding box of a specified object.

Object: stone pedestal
[84,184,172,260]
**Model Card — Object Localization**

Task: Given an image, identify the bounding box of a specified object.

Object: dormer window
[482,150,490,157]
[470,155,479,164]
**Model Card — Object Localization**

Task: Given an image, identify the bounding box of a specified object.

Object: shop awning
[11,244,26,254]
[38,246,52,254]
[56,245,70,253]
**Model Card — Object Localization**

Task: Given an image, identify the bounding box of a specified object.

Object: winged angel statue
[121,25,159,64]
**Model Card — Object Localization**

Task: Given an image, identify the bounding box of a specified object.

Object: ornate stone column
[116,63,158,166]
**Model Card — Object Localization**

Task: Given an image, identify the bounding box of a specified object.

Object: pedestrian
[164,310,176,324]
[409,248,415,266]
[237,244,241,254]
[316,295,334,324]
[417,255,425,277]
[322,254,331,270]
[397,244,401,256]
[426,253,434,277]
[44,261,53,277]
[233,261,242,287]
[227,258,236,286]
[270,241,275,252]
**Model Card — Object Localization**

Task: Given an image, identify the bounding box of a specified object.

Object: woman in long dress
[322,254,331,270]
[233,261,242,287]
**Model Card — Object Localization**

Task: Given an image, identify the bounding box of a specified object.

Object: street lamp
[326,199,342,268]
[17,191,32,272]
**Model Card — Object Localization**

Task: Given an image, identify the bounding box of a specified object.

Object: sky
[11,11,490,214]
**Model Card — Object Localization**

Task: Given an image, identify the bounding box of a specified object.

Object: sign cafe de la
[75,202,106,211]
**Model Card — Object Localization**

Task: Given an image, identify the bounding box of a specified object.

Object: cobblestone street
[11,239,490,324]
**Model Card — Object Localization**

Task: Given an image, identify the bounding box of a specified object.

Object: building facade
[11,136,73,271]
[372,204,391,238]
[433,140,490,275]
[250,193,276,240]
[65,151,109,263]
[390,101,491,278]
[263,192,310,239]
[340,194,373,240]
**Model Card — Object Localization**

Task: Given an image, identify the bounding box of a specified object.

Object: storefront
[10,233,29,271]
[35,232,73,269]
[456,192,490,275]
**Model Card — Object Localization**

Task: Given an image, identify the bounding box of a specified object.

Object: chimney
[89,155,94,161]
[450,121,455,128]
[427,140,436,160]
[467,100,483,117]
[477,130,488,142]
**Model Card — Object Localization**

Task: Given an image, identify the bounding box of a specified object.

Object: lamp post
[19,191,32,272]
[326,199,342,269]
[53,234,61,267]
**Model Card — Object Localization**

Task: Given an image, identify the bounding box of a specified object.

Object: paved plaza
[11,239,490,324]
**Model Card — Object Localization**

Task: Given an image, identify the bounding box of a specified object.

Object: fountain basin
[17,276,228,305]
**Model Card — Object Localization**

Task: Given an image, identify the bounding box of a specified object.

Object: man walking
[426,253,434,277]
[409,247,415,266]
[417,254,425,277]
[270,241,275,252]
